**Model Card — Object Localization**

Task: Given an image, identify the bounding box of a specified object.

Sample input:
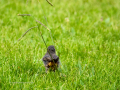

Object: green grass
[0,0,120,89]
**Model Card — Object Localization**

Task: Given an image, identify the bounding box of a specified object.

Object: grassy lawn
[0,0,120,89]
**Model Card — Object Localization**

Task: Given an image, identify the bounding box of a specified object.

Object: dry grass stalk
[46,0,53,6]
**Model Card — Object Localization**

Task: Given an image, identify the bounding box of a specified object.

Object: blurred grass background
[0,0,120,89]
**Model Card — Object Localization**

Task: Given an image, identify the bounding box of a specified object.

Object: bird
[42,45,60,72]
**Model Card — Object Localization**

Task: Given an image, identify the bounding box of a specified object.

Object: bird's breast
[48,62,57,67]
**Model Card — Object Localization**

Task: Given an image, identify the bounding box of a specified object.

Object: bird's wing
[42,55,51,61]
[42,53,59,62]
[52,54,59,61]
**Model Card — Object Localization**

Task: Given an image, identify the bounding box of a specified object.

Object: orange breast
[48,62,57,67]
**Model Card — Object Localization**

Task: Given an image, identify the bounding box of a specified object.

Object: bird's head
[47,45,55,53]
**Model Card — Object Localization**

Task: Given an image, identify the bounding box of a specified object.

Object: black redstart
[42,45,60,72]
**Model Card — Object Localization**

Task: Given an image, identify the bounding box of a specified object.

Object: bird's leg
[45,67,49,73]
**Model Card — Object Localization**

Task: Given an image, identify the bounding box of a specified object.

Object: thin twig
[46,0,53,6]
[18,26,38,41]
[36,21,54,62]
[18,14,31,16]
[36,24,48,49]
[17,14,55,63]
[36,20,54,44]
[36,20,50,31]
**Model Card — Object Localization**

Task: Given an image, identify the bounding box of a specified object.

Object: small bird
[42,45,60,72]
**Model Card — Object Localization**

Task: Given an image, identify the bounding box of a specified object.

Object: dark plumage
[42,45,60,72]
